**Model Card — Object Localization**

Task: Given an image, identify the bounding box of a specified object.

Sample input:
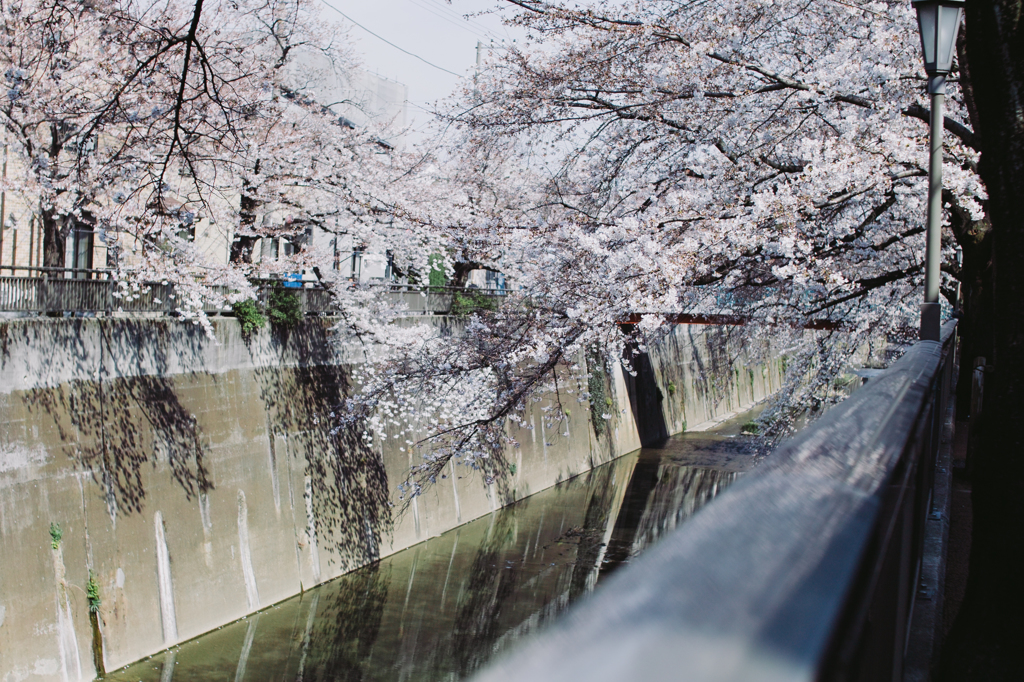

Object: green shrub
[741,421,760,435]
[49,522,62,549]
[833,373,860,388]
[428,254,448,289]
[268,288,303,327]
[231,299,266,335]
[87,572,101,613]
[449,291,498,317]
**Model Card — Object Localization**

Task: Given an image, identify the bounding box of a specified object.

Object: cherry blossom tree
[1,0,133,267]
[450,0,985,325]
[1,0,994,501]
[2,0,448,335]
[339,0,992,494]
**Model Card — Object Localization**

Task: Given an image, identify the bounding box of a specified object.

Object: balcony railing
[0,267,506,317]
[469,322,959,682]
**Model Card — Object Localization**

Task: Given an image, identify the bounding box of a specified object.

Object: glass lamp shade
[913,0,965,75]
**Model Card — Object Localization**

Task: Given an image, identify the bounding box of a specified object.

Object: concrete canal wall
[0,318,781,681]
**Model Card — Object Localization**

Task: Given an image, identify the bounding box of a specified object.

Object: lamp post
[912,0,965,341]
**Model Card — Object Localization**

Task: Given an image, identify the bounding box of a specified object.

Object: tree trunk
[954,255,993,412]
[41,208,66,269]
[942,1,1024,678]
[946,192,994,415]
[949,33,995,415]
[452,260,482,288]
[231,178,259,264]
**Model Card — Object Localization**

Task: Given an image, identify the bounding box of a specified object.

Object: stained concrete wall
[649,324,784,435]
[0,318,778,682]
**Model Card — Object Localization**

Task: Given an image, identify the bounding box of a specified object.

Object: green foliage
[667,381,677,396]
[49,522,62,549]
[833,373,860,388]
[741,421,761,435]
[449,291,498,317]
[428,253,448,289]
[268,288,303,328]
[509,463,517,475]
[231,299,266,336]
[87,572,101,613]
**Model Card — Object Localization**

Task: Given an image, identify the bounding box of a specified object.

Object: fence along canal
[0,266,498,316]
[472,322,958,682]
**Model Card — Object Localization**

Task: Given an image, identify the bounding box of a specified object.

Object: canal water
[103,412,762,682]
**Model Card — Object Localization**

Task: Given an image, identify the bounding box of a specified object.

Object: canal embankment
[99,413,764,682]
[0,317,782,681]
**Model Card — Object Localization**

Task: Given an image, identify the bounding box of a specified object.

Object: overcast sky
[319,0,526,139]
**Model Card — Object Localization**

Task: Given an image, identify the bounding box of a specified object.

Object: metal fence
[0,268,506,317]
[470,322,959,682]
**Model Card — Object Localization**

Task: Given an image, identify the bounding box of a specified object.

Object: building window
[71,221,94,277]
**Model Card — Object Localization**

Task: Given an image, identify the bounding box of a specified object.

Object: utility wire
[320,1,464,77]
[412,0,508,43]
[438,0,514,43]
[405,0,497,43]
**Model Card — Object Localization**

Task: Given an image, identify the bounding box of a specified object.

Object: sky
[318,0,527,140]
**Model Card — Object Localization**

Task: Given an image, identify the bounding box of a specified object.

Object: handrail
[470,322,958,682]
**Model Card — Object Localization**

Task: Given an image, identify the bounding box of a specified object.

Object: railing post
[39,271,49,314]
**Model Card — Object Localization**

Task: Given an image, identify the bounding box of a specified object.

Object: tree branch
[903,103,980,150]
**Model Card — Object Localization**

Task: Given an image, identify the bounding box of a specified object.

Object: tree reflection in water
[105,423,758,682]
[300,564,390,681]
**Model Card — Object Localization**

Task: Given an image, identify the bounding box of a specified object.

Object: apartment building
[0,67,408,284]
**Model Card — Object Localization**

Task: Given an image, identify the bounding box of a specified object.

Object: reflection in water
[105,423,759,682]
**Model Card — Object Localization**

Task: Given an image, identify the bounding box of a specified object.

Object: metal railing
[0,268,507,316]
[470,322,958,682]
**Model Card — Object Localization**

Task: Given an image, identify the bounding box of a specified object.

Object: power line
[414,0,508,43]
[320,1,464,78]
[404,0,496,43]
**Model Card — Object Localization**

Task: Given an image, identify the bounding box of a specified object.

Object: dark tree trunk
[946,190,994,415]
[41,208,66,269]
[40,124,69,270]
[231,182,259,264]
[942,1,1024,678]
[949,34,995,416]
[452,260,482,288]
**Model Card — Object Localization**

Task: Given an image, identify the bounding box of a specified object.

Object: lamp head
[913,0,966,76]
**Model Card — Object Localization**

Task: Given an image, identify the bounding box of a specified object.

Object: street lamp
[912,0,965,341]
